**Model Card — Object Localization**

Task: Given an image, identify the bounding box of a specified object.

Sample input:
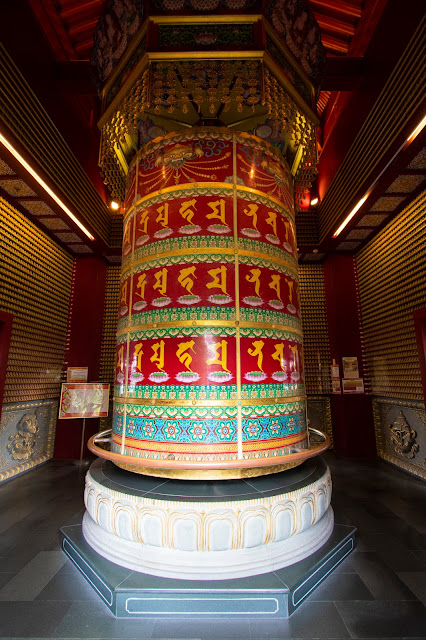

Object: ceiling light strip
[0,132,95,241]
[332,113,426,238]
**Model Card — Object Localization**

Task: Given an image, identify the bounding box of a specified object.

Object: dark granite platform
[88,454,328,501]
[61,522,355,618]
[61,456,356,618]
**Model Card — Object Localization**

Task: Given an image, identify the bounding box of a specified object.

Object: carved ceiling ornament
[389,410,419,460]
[7,413,40,461]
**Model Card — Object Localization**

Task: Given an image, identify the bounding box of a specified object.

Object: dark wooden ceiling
[30,0,369,61]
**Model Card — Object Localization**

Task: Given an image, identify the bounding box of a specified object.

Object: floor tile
[151,617,250,639]
[349,552,419,600]
[336,601,426,638]
[397,572,426,605]
[52,600,155,638]
[307,572,373,601]
[331,555,356,573]
[0,573,15,589]
[35,569,101,601]
[0,551,66,601]
[0,601,72,637]
[249,601,350,638]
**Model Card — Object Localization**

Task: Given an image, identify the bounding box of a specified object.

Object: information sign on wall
[59,383,110,419]
[66,367,88,382]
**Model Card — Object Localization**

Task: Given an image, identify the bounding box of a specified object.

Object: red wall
[323,254,376,458]
[54,257,108,459]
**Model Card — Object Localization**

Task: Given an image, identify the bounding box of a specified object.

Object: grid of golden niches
[100,265,121,388]
[110,214,124,248]
[0,197,73,402]
[295,211,319,245]
[356,191,425,401]
[99,265,121,429]
[298,265,331,395]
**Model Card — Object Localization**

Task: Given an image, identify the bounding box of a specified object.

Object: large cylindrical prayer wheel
[112,128,309,477]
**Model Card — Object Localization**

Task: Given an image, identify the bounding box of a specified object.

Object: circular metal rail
[87,428,330,478]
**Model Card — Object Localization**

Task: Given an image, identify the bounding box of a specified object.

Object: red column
[54,256,108,459]
[323,254,376,458]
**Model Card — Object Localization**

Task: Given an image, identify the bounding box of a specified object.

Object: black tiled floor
[335,601,426,638]
[0,453,424,639]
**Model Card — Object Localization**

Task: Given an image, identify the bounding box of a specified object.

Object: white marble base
[83,505,334,580]
[82,460,334,579]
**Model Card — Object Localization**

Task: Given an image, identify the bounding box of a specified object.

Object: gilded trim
[117,320,303,337]
[127,181,294,220]
[150,15,262,25]
[115,395,306,407]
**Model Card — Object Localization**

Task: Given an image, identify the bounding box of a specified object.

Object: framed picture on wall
[59,383,110,419]
[342,356,359,379]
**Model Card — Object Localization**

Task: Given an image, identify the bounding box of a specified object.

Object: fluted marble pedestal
[61,457,355,617]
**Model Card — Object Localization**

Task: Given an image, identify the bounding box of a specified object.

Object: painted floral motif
[162,422,182,441]
[127,419,136,435]
[268,420,280,436]
[142,421,156,438]
[244,421,262,439]
[188,421,208,441]
[215,421,236,442]
[287,417,297,433]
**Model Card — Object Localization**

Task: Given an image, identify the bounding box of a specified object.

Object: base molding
[61,522,355,618]
[82,506,334,580]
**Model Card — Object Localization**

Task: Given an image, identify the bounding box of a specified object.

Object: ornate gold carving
[0,400,58,482]
[373,398,425,480]
[0,412,15,434]
[389,411,419,459]
[7,413,39,461]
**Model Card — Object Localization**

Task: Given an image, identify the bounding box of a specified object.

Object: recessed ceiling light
[333,194,369,238]
[310,197,319,206]
[406,114,426,144]
[0,132,95,241]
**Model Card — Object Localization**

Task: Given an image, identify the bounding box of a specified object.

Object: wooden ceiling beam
[28,0,76,61]
[321,34,350,54]
[74,38,95,56]
[309,0,363,19]
[60,0,103,21]
[315,13,357,37]
[67,18,98,38]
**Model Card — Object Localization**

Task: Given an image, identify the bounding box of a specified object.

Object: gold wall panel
[373,398,426,480]
[298,265,331,395]
[99,265,121,429]
[0,44,111,245]
[0,196,73,403]
[318,16,425,242]
[356,191,425,400]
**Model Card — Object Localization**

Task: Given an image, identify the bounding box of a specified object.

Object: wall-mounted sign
[342,356,359,379]
[59,383,110,419]
[342,378,364,394]
[331,364,340,379]
[332,379,342,394]
[66,367,88,382]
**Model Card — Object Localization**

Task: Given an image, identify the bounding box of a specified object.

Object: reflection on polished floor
[0,451,425,639]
